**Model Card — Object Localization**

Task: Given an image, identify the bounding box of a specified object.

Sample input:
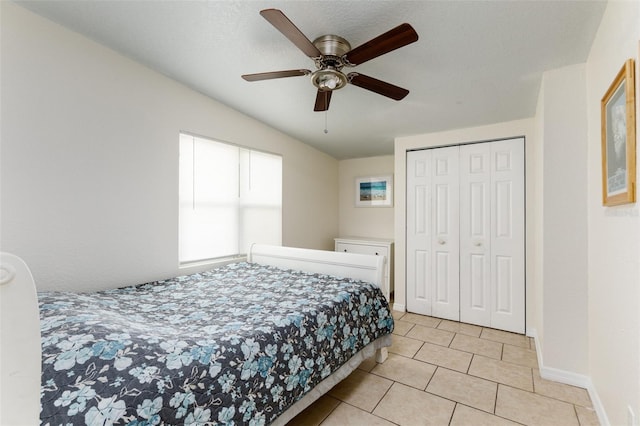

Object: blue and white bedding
[39,262,394,425]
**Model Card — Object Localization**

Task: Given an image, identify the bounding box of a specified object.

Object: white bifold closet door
[407,138,525,333]
[406,146,460,321]
[459,139,525,333]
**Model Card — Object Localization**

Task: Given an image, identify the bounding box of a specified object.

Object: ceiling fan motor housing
[311,35,351,91]
[313,34,351,57]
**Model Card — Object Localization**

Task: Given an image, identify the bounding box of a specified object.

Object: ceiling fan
[242,9,419,112]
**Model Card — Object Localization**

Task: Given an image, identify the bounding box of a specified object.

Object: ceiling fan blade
[314,90,332,111]
[348,73,409,100]
[344,23,418,66]
[242,69,311,82]
[260,9,322,58]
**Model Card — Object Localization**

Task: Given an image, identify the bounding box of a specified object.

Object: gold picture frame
[601,58,636,206]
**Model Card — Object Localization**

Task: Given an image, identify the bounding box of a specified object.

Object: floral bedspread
[39,262,394,425]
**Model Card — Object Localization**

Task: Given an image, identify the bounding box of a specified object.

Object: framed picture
[355,175,393,207]
[601,58,636,206]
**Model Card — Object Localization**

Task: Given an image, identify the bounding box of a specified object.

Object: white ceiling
[16,1,606,159]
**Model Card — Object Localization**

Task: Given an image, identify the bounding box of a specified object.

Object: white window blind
[179,133,282,263]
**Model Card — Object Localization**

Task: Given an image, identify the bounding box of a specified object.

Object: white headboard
[248,244,385,288]
[0,252,41,425]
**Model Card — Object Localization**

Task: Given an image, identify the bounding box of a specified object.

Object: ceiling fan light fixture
[311,69,347,91]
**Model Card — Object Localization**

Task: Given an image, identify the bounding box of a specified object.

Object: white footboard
[0,253,41,425]
[248,244,385,288]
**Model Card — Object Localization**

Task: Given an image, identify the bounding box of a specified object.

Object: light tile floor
[288,311,600,426]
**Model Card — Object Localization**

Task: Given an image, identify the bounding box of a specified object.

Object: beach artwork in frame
[601,58,636,206]
[355,175,393,207]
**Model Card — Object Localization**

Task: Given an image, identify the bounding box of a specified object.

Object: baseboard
[527,328,610,426]
[392,303,406,312]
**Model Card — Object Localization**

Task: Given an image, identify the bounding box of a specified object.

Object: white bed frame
[1,253,42,425]
[0,245,391,425]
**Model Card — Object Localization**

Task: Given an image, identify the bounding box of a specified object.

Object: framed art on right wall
[601,58,636,206]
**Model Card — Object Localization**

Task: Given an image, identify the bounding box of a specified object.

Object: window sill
[178,255,247,274]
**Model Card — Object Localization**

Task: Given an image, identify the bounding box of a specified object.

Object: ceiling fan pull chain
[324,111,329,134]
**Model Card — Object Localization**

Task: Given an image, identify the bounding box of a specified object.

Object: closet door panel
[413,250,430,302]
[495,181,514,238]
[406,150,433,315]
[490,139,525,334]
[431,147,459,321]
[470,254,488,307]
[460,144,491,326]
[495,255,514,313]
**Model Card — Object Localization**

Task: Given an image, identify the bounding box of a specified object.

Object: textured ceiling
[15,1,606,159]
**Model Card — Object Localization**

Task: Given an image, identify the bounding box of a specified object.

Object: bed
[0,244,394,425]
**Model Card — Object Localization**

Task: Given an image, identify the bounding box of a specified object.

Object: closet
[406,138,525,334]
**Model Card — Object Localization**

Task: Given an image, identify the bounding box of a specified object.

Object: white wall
[0,2,339,292]
[394,119,537,314]
[585,1,640,424]
[338,156,394,239]
[539,64,589,376]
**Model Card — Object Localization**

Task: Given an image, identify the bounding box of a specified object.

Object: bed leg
[374,347,388,363]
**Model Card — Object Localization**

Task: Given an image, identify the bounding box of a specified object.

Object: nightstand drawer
[335,243,389,262]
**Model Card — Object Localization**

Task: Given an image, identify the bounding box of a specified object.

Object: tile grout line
[328,399,401,426]
[531,366,536,394]
[363,382,396,423]
[493,372,499,415]
[316,400,342,426]
[572,403,582,426]
[447,402,459,426]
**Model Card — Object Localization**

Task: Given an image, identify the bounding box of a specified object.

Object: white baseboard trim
[526,328,609,426]
[392,303,406,312]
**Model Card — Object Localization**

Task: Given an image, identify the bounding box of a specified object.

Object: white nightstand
[334,237,394,302]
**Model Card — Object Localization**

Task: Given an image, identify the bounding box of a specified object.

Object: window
[179,133,282,263]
